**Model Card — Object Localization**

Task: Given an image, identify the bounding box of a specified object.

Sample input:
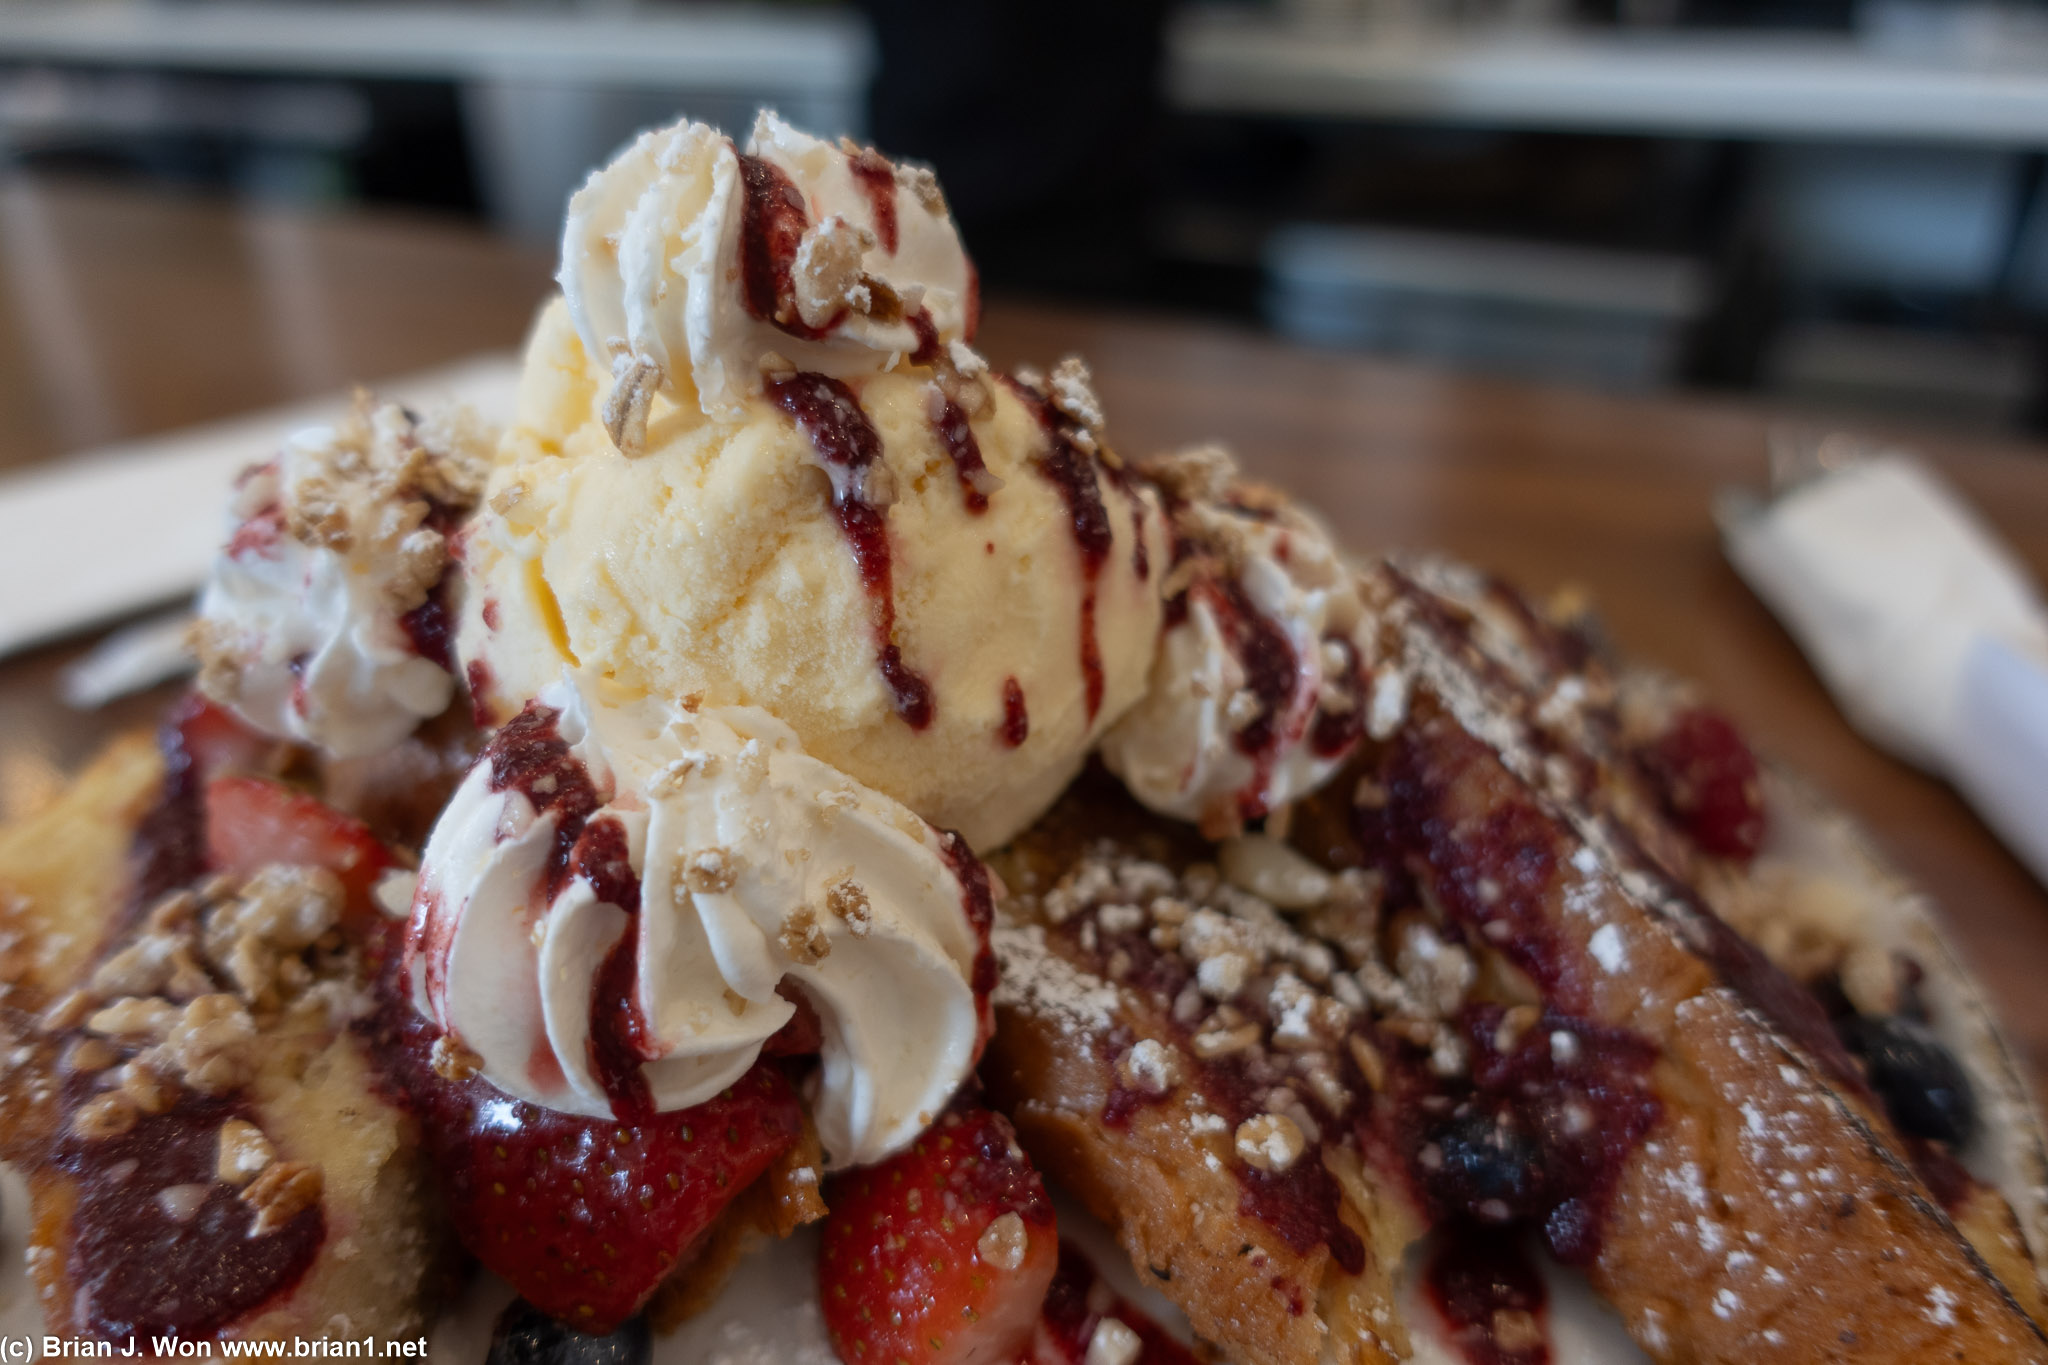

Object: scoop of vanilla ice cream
[192,398,489,758]
[408,673,991,1168]
[461,297,1162,851]
[1101,446,1369,835]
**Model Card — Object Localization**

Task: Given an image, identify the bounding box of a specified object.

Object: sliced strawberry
[1028,1242,1201,1365]
[203,774,395,916]
[820,1104,1057,1365]
[164,691,282,783]
[437,1060,803,1330]
[1638,705,1767,863]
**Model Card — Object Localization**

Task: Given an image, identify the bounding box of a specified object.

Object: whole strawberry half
[361,949,804,1333]
[1639,705,1767,862]
[437,1060,802,1330]
[820,1104,1057,1365]
[205,774,395,918]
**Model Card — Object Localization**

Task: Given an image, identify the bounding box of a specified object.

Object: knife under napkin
[1719,444,2048,890]
[0,352,520,665]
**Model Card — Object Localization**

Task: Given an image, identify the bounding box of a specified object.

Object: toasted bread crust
[987,985,1402,1365]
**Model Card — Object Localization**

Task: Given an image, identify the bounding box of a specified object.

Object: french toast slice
[0,728,451,1345]
[983,553,2048,1365]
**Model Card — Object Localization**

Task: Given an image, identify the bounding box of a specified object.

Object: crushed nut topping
[824,876,872,938]
[976,1211,1029,1271]
[1236,1112,1306,1172]
[779,906,831,966]
[242,1160,323,1236]
[217,1118,276,1186]
[71,1092,139,1140]
[1117,1039,1181,1098]
[684,847,738,895]
[430,1032,483,1083]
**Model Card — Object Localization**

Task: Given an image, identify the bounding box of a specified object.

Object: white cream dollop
[1101,447,1368,834]
[561,110,977,425]
[407,674,990,1169]
[192,400,488,759]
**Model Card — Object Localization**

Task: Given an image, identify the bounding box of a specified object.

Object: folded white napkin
[1720,452,2048,889]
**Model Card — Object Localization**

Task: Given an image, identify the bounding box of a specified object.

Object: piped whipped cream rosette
[190,396,490,758]
[405,673,995,1169]
[562,110,978,432]
[1102,445,1369,835]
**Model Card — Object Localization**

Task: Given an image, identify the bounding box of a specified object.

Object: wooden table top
[2,177,2045,1093]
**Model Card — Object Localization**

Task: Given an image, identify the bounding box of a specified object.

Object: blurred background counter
[8,0,2048,433]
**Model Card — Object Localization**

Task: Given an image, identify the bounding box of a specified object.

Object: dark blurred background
[8,0,2048,430]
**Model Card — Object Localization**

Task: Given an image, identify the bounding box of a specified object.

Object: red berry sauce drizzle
[935,829,1001,1051]
[1035,1241,1202,1365]
[766,373,935,730]
[52,1082,323,1342]
[395,497,470,672]
[1001,677,1030,748]
[1004,378,1116,723]
[929,383,992,515]
[846,146,899,255]
[737,155,838,340]
[1424,1226,1551,1365]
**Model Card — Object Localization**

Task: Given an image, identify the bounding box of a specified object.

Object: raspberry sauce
[1006,378,1114,722]
[575,815,655,1121]
[1424,1226,1552,1365]
[737,155,836,340]
[56,1088,323,1341]
[935,829,999,1049]
[929,387,991,515]
[847,147,899,255]
[1001,677,1030,748]
[767,372,935,730]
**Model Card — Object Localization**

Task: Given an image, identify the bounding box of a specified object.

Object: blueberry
[485,1299,650,1365]
[1424,1107,1542,1222]
[1844,1015,1978,1149]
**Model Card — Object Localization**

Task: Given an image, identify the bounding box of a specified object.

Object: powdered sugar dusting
[994,923,1122,1035]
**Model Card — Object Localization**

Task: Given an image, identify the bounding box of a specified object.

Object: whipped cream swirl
[192,399,488,759]
[1102,446,1368,834]
[406,675,994,1168]
[560,111,978,427]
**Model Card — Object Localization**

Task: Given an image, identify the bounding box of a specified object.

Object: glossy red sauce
[1425,1226,1551,1365]
[929,388,990,515]
[56,1088,323,1342]
[481,702,605,901]
[397,572,456,672]
[846,147,899,254]
[1001,677,1030,747]
[736,154,836,340]
[464,659,497,729]
[935,830,999,1049]
[906,306,941,366]
[575,816,655,1121]
[128,704,213,922]
[1005,377,1113,722]
[1310,635,1366,759]
[767,372,935,730]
